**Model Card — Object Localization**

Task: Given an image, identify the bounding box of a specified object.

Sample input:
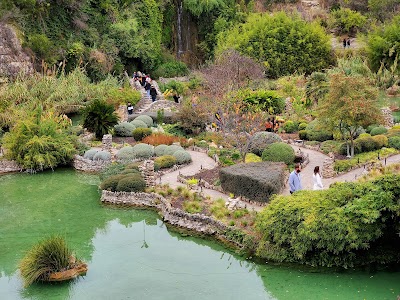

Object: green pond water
[0,169,399,300]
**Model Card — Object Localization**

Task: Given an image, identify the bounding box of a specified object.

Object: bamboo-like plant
[19,236,72,287]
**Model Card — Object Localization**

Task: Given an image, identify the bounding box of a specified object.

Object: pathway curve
[284,145,400,194]
[159,151,262,211]
[158,146,400,210]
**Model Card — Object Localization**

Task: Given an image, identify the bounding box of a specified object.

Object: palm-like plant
[82,99,119,139]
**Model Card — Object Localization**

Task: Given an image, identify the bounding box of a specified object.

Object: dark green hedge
[220,162,286,203]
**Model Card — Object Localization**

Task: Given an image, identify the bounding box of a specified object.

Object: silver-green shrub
[154,144,168,156]
[93,150,112,161]
[164,145,184,156]
[130,119,148,128]
[173,150,192,164]
[248,132,282,156]
[134,115,153,127]
[114,122,135,137]
[132,143,154,159]
[116,146,135,161]
[83,149,98,160]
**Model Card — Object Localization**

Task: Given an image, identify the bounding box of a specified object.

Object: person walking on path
[347,39,351,48]
[127,102,134,115]
[144,80,151,97]
[343,38,347,48]
[289,163,302,194]
[312,166,323,190]
[150,85,157,102]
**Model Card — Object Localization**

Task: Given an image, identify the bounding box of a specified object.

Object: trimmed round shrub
[355,136,378,153]
[100,174,125,191]
[388,136,400,149]
[164,145,185,156]
[130,119,148,128]
[154,144,169,156]
[358,133,371,139]
[173,150,192,164]
[283,121,297,133]
[116,146,135,161]
[120,169,140,175]
[114,122,135,137]
[125,163,140,170]
[154,155,177,170]
[305,119,333,142]
[116,174,146,192]
[132,143,154,159]
[83,149,98,160]
[298,130,307,140]
[248,131,282,156]
[134,115,153,127]
[372,135,388,148]
[366,124,379,133]
[298,122,308,131]
[133,128,152,141]
[93,150,112,161]
[261,142,295,165]
[370,126,388,136]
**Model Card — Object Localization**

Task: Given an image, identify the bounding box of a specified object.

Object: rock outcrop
[0,23,34,79]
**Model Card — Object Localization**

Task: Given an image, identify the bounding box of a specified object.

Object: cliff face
[0,23,34,79]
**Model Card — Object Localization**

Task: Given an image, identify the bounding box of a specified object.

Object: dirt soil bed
[184,166,221,186]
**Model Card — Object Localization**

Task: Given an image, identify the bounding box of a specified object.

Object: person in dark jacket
[150,85,157,102]
[144,81,151,97]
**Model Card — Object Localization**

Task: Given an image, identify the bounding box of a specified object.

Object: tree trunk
[350,137,355,157]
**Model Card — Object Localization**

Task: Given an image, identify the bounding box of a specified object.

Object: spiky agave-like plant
[19,236,72,287]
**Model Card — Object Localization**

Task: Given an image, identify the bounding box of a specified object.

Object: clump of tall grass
[19,236,72,287]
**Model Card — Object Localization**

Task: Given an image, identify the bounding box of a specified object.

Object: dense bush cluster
[116,146,135,161]
[134,115,154,127]
[173,150,192,164]
[247,132,282,156]
[114,122,136,137]
[132,143,154,159]
[220,162,286,203]
[370,126,388,136]
[255,175,400,268]
[130,120,148,129]
[100,162,145,192]
[154,155,177,170]
[133,128,152,141]
[142,133,185,146]
[339,134,389,155]
[262,142,295,165]
[154,144,169,156]
[233,89,285,114]
[216,12,332,78]
[164,145,185,156]
[93,150,112,161]
[304,119,333,142]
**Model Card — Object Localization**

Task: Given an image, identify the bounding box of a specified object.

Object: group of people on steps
[132,71,158,102]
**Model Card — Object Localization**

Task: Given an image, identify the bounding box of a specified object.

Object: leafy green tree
[318,73,381,157]
[368,0,400,22]
[367,16,400,73]
[216,12,332,78]
[2,107,76,172]
[82,99,119,139]
[255,175,400,268]
[329,7,366,34]
[183,0,225,17]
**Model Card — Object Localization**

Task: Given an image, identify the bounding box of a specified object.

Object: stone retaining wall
[0,159,21,174]
[73,155,111,172]
[101,190,234,237]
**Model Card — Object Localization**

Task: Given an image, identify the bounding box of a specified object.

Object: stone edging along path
[100,190,245,248]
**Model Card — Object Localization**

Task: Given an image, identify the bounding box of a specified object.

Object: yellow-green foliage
[210,198,230,219]
[245,153,262,163]
[19,236,72,287]
[255,175,400,267]
[334,148,398,172]
[216,12,332,78]
[182,200,203,214]
[2,107,76,171]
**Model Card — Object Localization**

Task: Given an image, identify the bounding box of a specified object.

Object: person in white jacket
[312,166,323,190]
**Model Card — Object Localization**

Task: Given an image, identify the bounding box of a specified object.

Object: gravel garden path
[159,147,400,207]
[283,145,400,195]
